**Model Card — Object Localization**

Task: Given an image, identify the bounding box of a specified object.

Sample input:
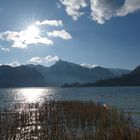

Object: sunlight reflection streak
[20,88,45,103]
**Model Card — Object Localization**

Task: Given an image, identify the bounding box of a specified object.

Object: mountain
[0,60,133,87]
[63,65,140,87]
[132,65,140,74]
[0,65,45,87]
[93,65,140,86]
[29,60,114,86]
[107,68,131,76]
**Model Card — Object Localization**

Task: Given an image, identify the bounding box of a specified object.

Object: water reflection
[18,88,46,103]
[0,87,140,121]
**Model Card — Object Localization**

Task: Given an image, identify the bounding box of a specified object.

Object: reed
[0,101,140,140]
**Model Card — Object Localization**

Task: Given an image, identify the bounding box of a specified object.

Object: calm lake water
[0,87,140,122]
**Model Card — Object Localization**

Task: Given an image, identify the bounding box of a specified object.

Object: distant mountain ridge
[27,60,128,86]
[107,68,130,77]
[62,65,140,87]
[44,60,114,86]
[93,65,140,86]
[0,60,132,87]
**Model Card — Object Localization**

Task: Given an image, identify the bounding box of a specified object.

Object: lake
[0,86,140,122]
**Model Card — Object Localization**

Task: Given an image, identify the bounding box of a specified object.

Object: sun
[20,25,40,44]
[25,25,40,38]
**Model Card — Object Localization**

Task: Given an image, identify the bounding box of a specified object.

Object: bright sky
[0,0,140,69]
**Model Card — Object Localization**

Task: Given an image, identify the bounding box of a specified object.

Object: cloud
[90,0,140,24]
[0,58,21,67]
[29,55,59,64]
[0,45,10,52]
[47,30,72,40]
[1,47,10,52]
[56,2,62,9]
[90,0,117,24]
[6,61,21,67]
[81,63,98,68]
[44,55,59,62]
[60,0,87,21]
[0,19,72,49]
[60,0,140,24]
[0,29,53,49]
[35,20,63,26]
[29,57,44,64]
[116,0,140,16]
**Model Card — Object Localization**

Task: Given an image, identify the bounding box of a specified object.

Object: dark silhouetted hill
[0,65,45,87]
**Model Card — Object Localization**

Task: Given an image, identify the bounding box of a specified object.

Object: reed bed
[0,101,140,140]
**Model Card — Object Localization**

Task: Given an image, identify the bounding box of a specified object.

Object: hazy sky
[0,0,140,69]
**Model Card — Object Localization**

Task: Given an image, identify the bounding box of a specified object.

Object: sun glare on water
[21,88,45,103]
